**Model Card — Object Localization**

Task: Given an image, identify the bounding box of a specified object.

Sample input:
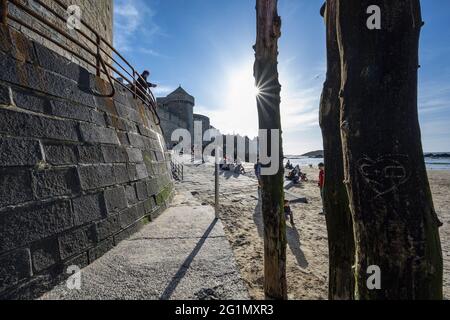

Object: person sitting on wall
[135,70,157,102]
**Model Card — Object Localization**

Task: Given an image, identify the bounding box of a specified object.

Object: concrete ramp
[40,198,248,300]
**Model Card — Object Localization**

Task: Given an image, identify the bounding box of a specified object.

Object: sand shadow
[219,170,240,180]
[253,189,308,268]
[286,224,308,268]
[253,189,264,238]
[284,180,307,191]
[284,181,296,190]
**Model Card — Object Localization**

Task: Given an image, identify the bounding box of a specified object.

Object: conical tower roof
[166,86,195,105]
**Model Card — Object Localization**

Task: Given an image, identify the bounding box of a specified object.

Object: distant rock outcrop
[424,153,450,158]
[301,150,324,158]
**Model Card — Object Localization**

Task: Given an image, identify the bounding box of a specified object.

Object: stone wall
[0,25,173,299]
[193,113,211,146]
[157,87,197,149]
[7,0,113,74]
[158,107,188,149]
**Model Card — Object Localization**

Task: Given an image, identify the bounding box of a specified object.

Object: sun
[253,85,261,97]
[227,66,259,101]
[213,62,259,137]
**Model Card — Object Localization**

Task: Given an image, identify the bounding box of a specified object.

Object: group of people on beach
[254,160,326,226]
[220,156,246,175]
[285,162,326,223]
[136,69,329,222]
[285,160,308,184]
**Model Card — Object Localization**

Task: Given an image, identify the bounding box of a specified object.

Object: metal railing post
[214,148,220,218]
[1,0,8,25]
[133,70,137,98]
[95,34,101,77]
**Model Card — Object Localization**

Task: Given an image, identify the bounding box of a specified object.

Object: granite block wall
[158,107,189,149]
[6,0,113,74]
[0,25,174,299]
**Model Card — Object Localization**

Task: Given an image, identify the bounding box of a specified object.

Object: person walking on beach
[284,200,294,225]
[318,163,325,215]
[254,159,262,187]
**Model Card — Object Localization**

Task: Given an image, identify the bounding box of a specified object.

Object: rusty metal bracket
[1,0,8,24]
[97,54,115,98]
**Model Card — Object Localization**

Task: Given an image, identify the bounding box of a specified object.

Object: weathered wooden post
[319,0,355,300]
[336,0,443,299]
[254,0,287,300]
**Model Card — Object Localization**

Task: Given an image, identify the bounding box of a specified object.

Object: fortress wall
[7,0,113,74]
[0,25,173,299]
[193,114,211,144]
[158,108,188,149]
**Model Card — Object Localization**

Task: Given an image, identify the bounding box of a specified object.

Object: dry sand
[182,163,450,300]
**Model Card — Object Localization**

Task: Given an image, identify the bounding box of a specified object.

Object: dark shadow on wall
[78,67,94,95]
[78,66,114,97]
[160,218,218,300]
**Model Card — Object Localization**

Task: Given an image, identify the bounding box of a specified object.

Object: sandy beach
[179,163,450,300]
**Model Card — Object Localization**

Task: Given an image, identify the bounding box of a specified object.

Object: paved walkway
[40,187,248,300]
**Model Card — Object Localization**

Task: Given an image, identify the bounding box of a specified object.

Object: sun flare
[209,62,260,137]
[253,85,261,97]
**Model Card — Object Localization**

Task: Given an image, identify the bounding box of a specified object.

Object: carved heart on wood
[357,154,410,198]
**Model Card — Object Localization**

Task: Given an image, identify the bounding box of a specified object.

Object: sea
[285,155,450,171]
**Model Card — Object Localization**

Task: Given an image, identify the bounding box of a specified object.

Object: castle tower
[158,86,195,145]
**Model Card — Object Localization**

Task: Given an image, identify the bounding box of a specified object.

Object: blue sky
[114,0,450,154]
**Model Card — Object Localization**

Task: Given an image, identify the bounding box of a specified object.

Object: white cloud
[419,82,450,114]
[114,0,163,53]
[153,85,175,96]
[280,85,322,131]
[138,47,164,58]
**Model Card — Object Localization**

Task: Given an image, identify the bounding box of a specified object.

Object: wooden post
[319,0,355,300]
[336,0,443,299]
[254,0,287,300]
[1,0,8,25]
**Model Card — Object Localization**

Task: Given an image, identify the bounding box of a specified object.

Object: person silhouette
[135,70,157,101]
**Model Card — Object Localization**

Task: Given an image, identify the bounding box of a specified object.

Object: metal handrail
[170,160,184,181]
[0,0,160,125]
